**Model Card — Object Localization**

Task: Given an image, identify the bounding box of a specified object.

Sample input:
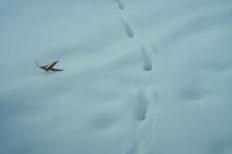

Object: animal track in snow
[117,14,134,38]
[140,46,153,71]
[126,115,157,154]
[113,0,125,10]
[126,141,139,154]
[134,90,148,121]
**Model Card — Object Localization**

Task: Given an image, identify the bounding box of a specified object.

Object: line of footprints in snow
[113,0,153,120]
[114,0,153,71]
[113,1,156,154]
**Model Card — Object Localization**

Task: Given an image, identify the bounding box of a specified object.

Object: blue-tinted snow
[0,0,232,154]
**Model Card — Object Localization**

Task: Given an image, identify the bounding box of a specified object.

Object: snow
[113,0,125,10]
[0,0,232,154]
[140,45,152,71]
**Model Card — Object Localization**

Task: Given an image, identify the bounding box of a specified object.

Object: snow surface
[1,0,232,154]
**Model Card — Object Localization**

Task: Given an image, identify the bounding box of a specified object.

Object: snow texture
[117,13,134,38]
[140,45,153,71]
[1,0,232,154]
[113,0,125,10]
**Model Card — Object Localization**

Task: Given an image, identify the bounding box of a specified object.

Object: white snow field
[1,0,232,154]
